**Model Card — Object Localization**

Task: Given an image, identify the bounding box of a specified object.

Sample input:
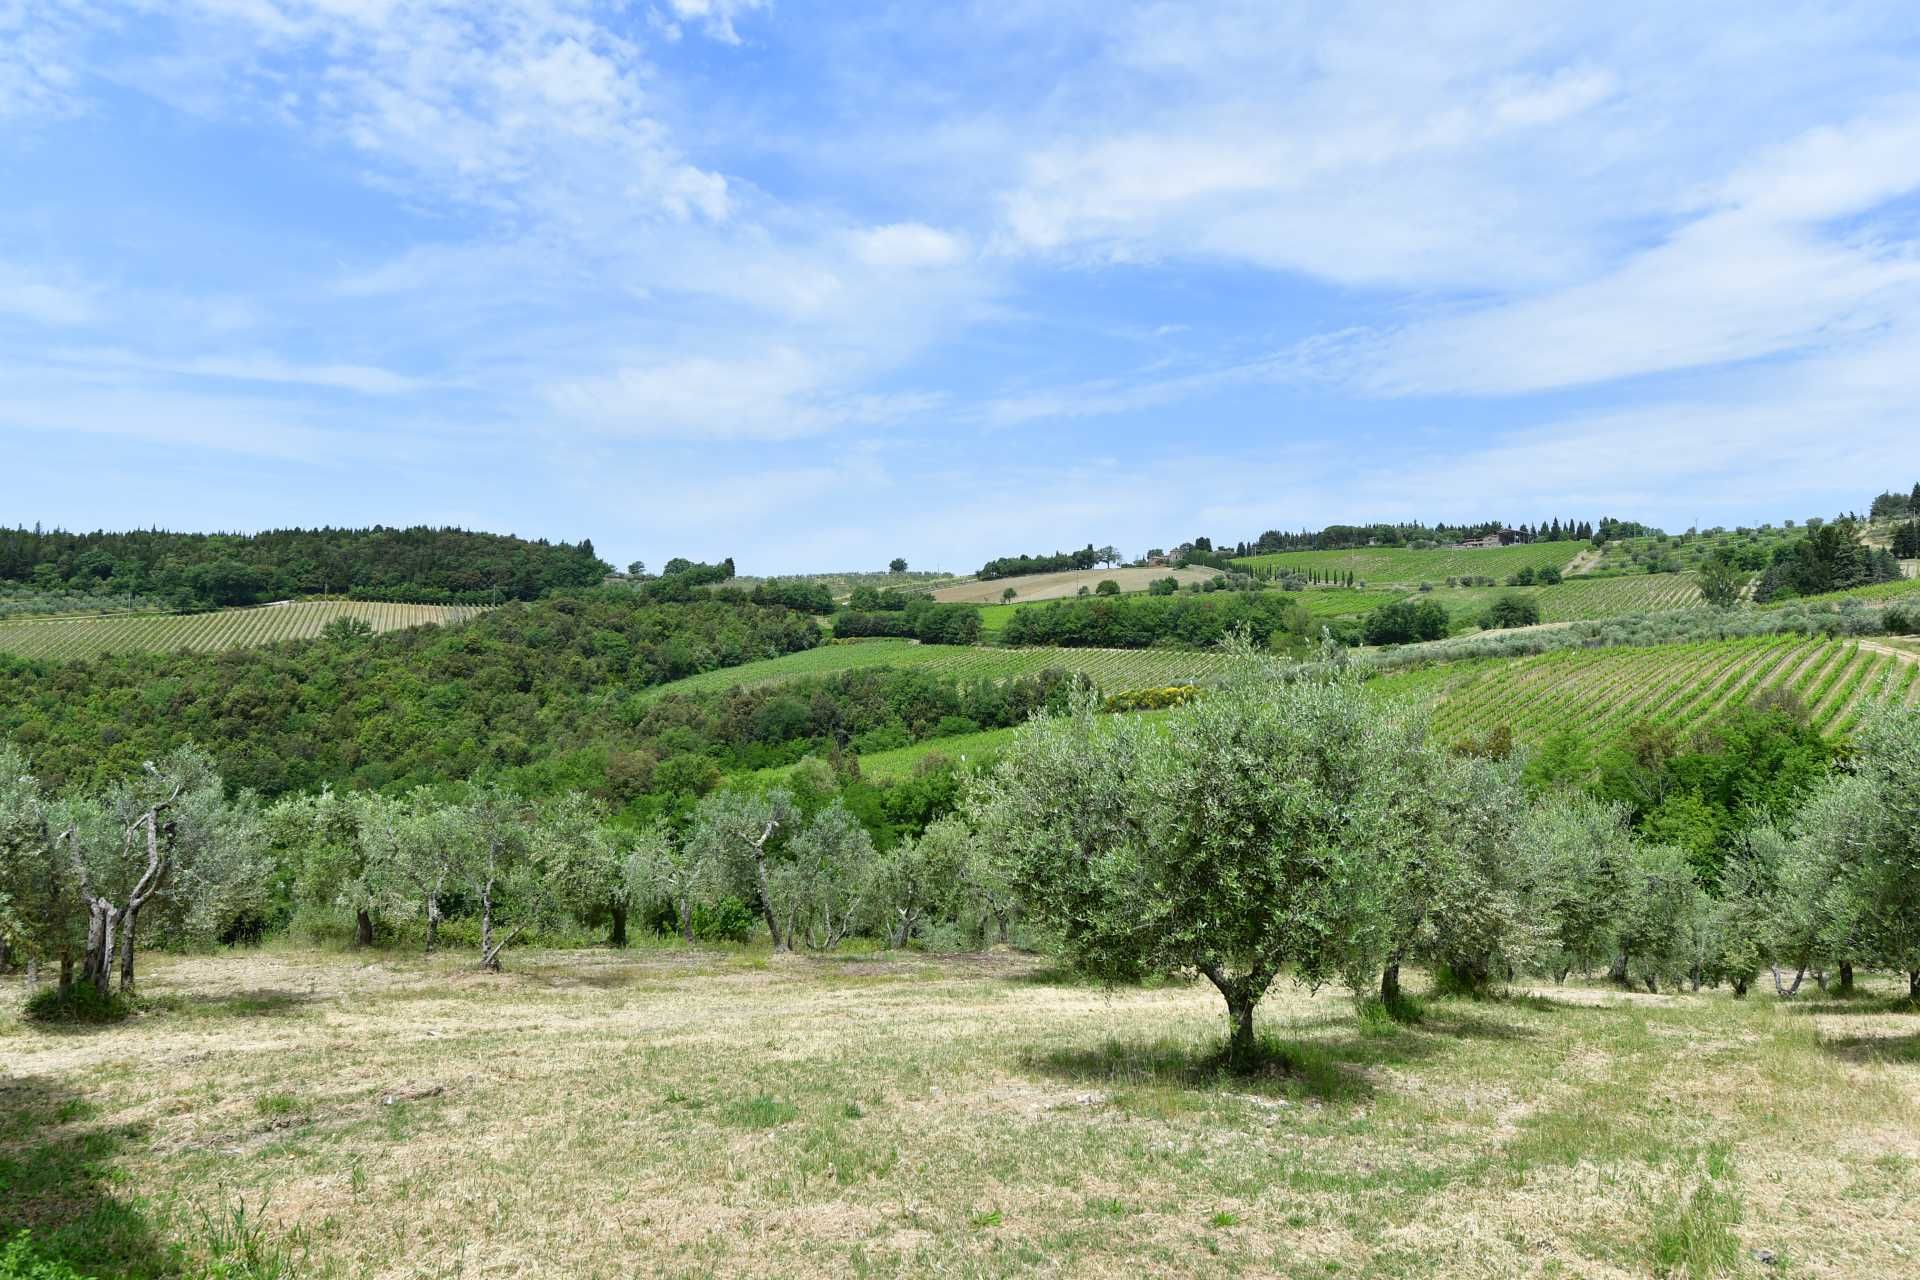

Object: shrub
[1363,599,1450,645]
[691,896,756,943]
[1148,576,1179,596]
[1886,604,1919,635]
[1102,685,1203,712]
[1095,579,1120,596]
[1479,593,1543,630]
[0,1232,96,1280]
[23,983,131,1025]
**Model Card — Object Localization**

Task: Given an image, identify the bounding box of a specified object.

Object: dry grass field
[932,567,1216,604]
[5,948,1918,1279]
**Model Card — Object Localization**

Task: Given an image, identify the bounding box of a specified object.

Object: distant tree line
[1231,518,1620,557]
[0,525,610,609]
[1000,592,1347,651]
[978,544,1119,579]
[833,600,982,644]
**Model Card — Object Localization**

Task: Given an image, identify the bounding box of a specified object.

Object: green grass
[8,948,1916,1278]
[1587,526,1800,576]
[1415,572,1716,630]
[644,640,1252,700]
[0,601,489,661]
[1232,541,1583,585]
[1762,573,1920,609]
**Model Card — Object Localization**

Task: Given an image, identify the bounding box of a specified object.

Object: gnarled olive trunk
[1200,962,1273,1069]
[479,880,498,971]
[609,904,628,949]
[355,907,375,948]
[118,906,140,994]
[1837,962,1854,994]
[1380,962,1402,1005]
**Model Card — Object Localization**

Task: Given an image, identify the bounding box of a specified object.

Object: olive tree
[1,744,263,997]
[0,744,85,988]
[868,815,972,948]
[688,788,795,949]
[452,784,548,971]
[1366,752,1539,1003]
[967,673,1429,1065]
[1615,842,1699,993]
[626,823,713,945]
[1696,841,1773,996]
[1518,793,1633,981]
[767,801,875,950]
[269,788,386,946]
[540,792,629,946]
[1815,703,1920,997]
[76,748,257,996]
[371,791,464,951]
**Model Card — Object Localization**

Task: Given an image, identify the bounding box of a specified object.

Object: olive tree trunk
[1201,962,1274,1069]
[739,818,786,951]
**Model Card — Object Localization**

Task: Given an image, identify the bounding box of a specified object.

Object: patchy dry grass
[4,949,1919,1279]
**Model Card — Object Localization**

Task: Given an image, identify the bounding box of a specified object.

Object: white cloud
[852,223,967,270]
[46,348,433,395]
[1350,101,1920,396]
[546,346,943,441]
[658,0,768,46]
[0,265,96,326]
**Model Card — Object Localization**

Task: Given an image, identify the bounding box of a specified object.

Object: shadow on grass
[1021,1020,1459,1105]
[1814,1031,1920,1065]
[0,1074,171,1279]
[1500,989,1635,1014]
[1790,994,1920,1018]
[143,989,321,1019]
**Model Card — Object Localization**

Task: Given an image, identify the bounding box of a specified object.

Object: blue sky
[5,2,1920,574]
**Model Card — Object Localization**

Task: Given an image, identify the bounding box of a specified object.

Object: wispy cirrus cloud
[6,1,1920,571]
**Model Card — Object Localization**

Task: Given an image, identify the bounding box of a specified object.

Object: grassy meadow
[5,949,1918,1280]
[642,639,1249,700]
[1231,542,1582,585]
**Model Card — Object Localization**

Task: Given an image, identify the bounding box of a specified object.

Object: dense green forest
[0,592,821,801]
[0,525,610,607]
